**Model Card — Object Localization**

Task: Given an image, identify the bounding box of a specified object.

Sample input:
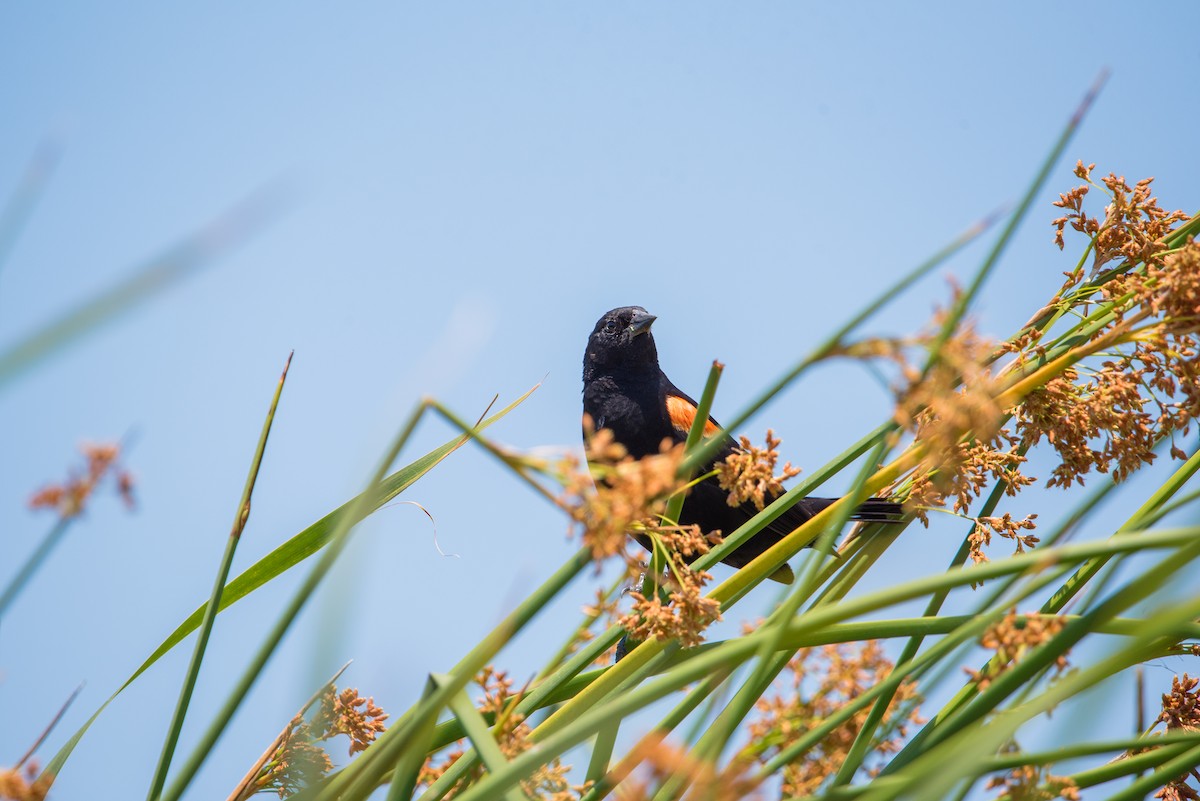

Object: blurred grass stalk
[0,172,288,622]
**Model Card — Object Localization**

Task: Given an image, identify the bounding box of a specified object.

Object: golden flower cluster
[0,763,52,801]
[253,686,387,798]
[622,522,723,648]
[1017,300,1199,489]
[715,430,800,511]
[1148,239,1200,335]
[255,715,335,799]
[1156,779,1200,801]
[900,315,1009,465]
[1017,364,1147,489]
[1016,363,1161,487]
[28,442,135,519]
[1149,675,1200,801]
[1029,168,1199,487]
[477,667,581,801]
[311,687,388,756]
[965,611,1070,691]
[1053,161,1188,270]
[1156,673,1200,733]
[968,513,1039,566]
[857,167,1192,560]
[623,572,721,649]
[739,640,922,795]
[417,742,466,794]
[592,430,809,644]
[905,439,1035,527]
[418,667,585,800]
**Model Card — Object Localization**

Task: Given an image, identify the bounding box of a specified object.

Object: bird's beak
[628,311,657,337]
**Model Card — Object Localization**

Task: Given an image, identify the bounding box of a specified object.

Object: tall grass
[4,76,1200,801]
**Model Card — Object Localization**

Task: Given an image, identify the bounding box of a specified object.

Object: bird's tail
[800,496,905,523]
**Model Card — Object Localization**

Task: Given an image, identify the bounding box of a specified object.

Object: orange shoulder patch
[666,395,720,437]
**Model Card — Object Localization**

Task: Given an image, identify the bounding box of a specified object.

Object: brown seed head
[0,762,53,801]
[984,744,1080,801]
[715,430,801,511]
[416,667,586,800]
[615,739,759,801]
[968,513,1039,567]
[966,611,1070,690]
[560,426,687,566]
[740,640,922,795]
[312,687,388,756]
[256,716,334,798]
[1157,673,1200,732]
[28,441,136,520]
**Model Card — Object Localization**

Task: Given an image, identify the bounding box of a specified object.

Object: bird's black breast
[582,370,673,458]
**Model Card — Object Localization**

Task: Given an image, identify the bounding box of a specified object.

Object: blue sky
[2,4,1199,798]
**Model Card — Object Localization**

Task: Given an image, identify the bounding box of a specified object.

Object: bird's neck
[582,361,659,386]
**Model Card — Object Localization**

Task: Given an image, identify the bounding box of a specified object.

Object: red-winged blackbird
[582,305,903,584]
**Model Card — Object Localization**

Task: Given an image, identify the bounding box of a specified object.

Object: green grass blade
[1070,740,1198,790]
[877,443,1200,778]
[690,421,893,598]
[649,359,723,600]
[829,444,1031,787]
[664,359,723,526]
[754,602,1026,782]
[535,573,624,682]
[867,594,1200,801]
[384,712,439,801]
[988,731,1200,773]
[882,535,1200,780]
[159,394,443,801]
[385,675,463,801]
[455,532,1200,801]
[528,520,1198,772]
[1048,443,1200,614]
[417,627,624,801]
[322,547,592,800]
[665,439,890,796]
[344,611,1188,800]
[145,353,292,801]
[442,681,526,801]
[584,720,621,791]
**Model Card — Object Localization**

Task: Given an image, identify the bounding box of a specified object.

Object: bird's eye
[604,319,619,334]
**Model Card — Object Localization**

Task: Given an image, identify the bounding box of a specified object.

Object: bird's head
[583,306,659,378]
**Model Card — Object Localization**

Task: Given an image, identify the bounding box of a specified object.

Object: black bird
[582,305,902,584]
